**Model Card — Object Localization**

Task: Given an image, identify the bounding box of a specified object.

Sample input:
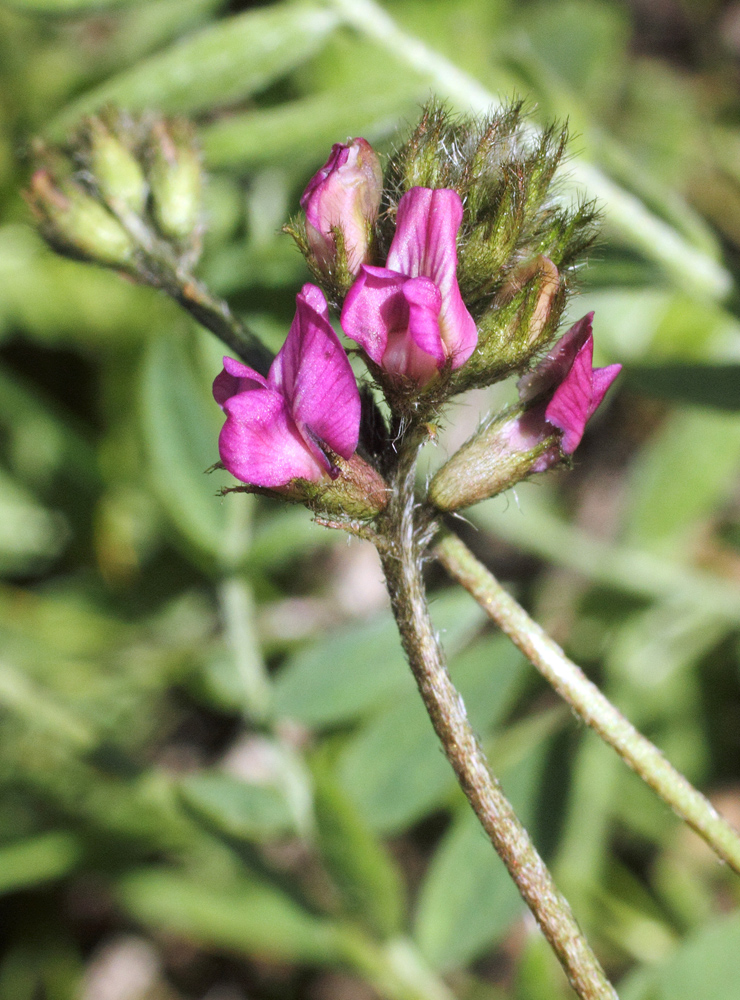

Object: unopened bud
[428,404,559,512]
[26,169,135,268]
[148,119,202,242]
[298,138,383,288]
[85,115,147,217]
[456,256,562,391]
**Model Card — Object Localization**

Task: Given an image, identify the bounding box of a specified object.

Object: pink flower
[429,313,621,512]
[341,187,477,385]
[300,138,383,276]
[214,284,361,488]
[517,312,622,469]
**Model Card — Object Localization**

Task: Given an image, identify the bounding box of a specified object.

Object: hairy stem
[436,531,740,875]
[375,452,617,1000]
[172,276,274,375]
[117,205,274,375]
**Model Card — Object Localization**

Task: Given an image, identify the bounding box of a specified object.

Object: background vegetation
[2,0,740,997]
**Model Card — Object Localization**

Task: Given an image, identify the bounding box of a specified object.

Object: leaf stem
[435,531,740,875]
[374,446,618,1000]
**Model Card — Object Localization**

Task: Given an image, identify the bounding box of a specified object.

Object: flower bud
[85,114,147,217]
[429,314,621,511]
[26,168,135,268]
[148,118,203,243]
[428,404,559,511]
[299,138,383,284]
[456,256,562,391]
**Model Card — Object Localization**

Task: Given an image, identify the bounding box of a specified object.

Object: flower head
[214,283,361,489]
[341,187,477,385]
[429,313,621,511]
[300,137,383,278]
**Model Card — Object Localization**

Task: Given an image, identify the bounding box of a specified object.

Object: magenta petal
[511,403,561,472]
[300,143,350,221]
[404,277,444,360]
[543,335,621,455]
[380,276,444,382]
[300,139,382,274]
[341,265,409,364]
[544,337,594,454]
[213,356,268,407]
[272,283,360,461]
[590,363,622,414]
[440,285,478,370]
[219,387,325,487]
[387,188,458,279]
[518,313,594,403]
[387,188,477,368]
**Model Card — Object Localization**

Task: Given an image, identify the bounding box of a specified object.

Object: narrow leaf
[119,868,343,963]
[0,832,80,896]
[51,2,338,133]
[274,591,485,728]
[312,763,405,939]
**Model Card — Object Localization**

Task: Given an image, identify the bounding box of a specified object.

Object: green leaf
[515,931,574,1000]
[413,746,545,971]
[338,636,524,832]
[0,0,137,13]
[0,226,178,347]
[202,88,415,171]
[114,0,226,66]
[139,333,235,562]
[50,2,338,133]
[625,409,740,556]
[474,487,740,622]
[0,832,80,896]
[619,912,740,1000]
[274,590,485,728]
[625,363,740,410]
[0,468,68,575]
[179,772,295,842]
[248,506,335,573]
[312,761,405,940]
[119,867,343,963]
[0,363,98,493]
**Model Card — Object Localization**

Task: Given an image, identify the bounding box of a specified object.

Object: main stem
[436,531,740,875]
[376,445,618,1000]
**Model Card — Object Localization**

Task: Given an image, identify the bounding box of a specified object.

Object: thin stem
[171,277,274,376]
[325,0,731,301]
[374,448,618,1000]
[436,531,740,876]
[117,204,274,375]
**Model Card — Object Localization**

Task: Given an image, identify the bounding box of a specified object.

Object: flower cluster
[207,108,621,520]
[27,109,203,274]
[25,103,621,522]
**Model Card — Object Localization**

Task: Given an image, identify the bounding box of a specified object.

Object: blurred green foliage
[1,0,740,997]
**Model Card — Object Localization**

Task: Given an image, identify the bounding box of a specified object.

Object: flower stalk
[374,435,618,1000]
[435,531,740,875]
